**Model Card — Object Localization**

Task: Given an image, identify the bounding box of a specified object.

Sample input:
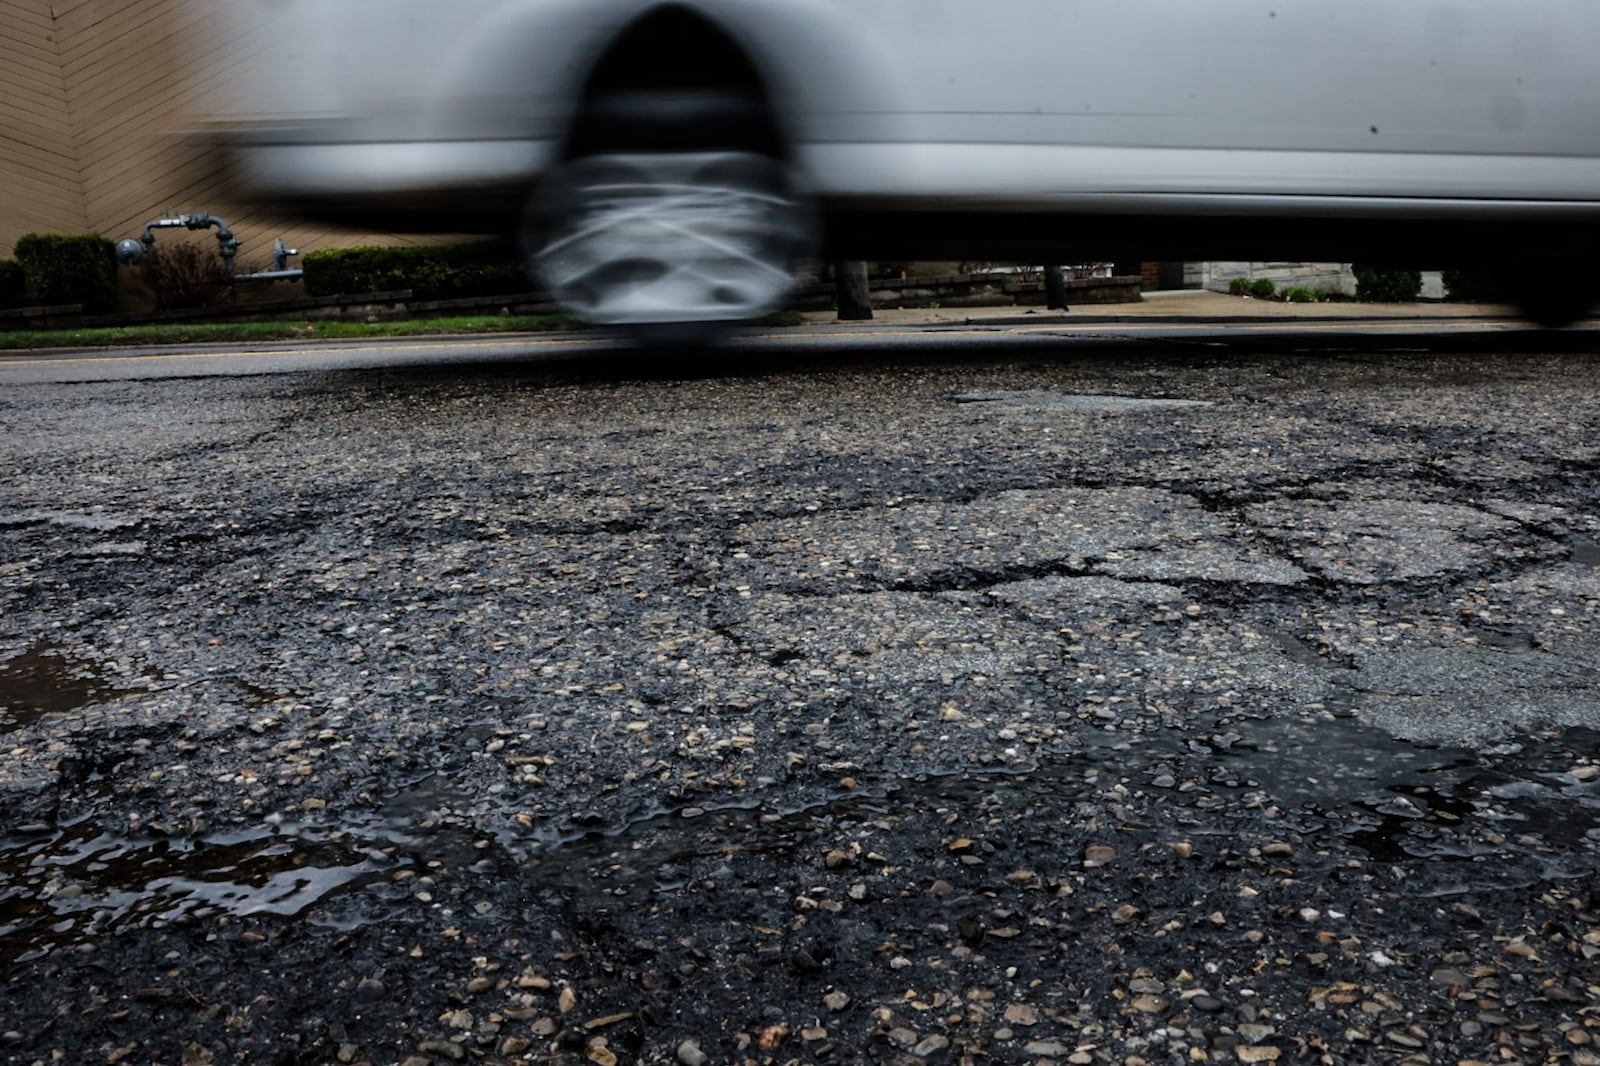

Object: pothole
[4,716,1593,966]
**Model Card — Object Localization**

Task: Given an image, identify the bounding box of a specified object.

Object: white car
[203,0,1600,336]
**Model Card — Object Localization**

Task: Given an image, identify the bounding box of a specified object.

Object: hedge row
[0,259,25,310]
[4,233,119,312]
[1352,265,1422,303]
[302,242,529,301]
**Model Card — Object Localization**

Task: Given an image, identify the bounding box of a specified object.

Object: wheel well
[580,5,770,98]
[565,4,785,158]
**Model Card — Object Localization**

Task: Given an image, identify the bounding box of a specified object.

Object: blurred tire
[527,92,814,345]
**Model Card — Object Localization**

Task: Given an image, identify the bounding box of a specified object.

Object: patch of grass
[751,309,807,328]
[0,314,579,351]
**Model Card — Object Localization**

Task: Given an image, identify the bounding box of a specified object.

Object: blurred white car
[202,0,1600,335]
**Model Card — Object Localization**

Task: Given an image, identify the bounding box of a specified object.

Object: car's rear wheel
[1516,276,1596,328]
[526,91,814,345]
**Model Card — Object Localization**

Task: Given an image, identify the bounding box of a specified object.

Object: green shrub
[1441,269,1518,303]
[1249,278,1276,299]
[0,259,25,310]
[1227,277,1251,296]
[1281,286,1318,303]
[302,242,528,300]
[1352,265,1422,302]
[12,233,118,311]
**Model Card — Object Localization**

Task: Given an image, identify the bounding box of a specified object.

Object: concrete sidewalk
[799,288,1519,328]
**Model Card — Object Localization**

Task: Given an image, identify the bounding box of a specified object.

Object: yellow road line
[0,335,601,368]
[1236,319,1525,332]
[755,319,1521,341]
[0,318,1535,367]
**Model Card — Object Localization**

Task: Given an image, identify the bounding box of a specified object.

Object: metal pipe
[137,213,239,271]
[232,269,304,281]
[121,213,299,280]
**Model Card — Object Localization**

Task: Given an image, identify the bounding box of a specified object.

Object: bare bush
[140,242,234,310]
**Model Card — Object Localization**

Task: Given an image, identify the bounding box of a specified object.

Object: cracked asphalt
[1,330,1598,1066]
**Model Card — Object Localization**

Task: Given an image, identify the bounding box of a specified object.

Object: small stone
[465,976,494,995]
[676,1040,709,1066]
[1172,841,1194,859]
[914,1035,950,1056]
[1235,1047,1280,1062]
[416,1038,466,1061]
[1003,1003,1039,1026]
[1262,842,1294,858]
[587,1044,617,1066]
[1083,845,1117,867]
[823,991,851,1011]
[1191,995,1224,1013]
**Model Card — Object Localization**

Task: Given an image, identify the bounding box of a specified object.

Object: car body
[199,0,1600,331]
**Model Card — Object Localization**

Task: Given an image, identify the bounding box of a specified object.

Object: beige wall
[1,0,86,245]
[2,0,417,271]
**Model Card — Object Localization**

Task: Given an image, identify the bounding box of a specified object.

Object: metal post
[835,260,873,320]
[1044,264,1068,310]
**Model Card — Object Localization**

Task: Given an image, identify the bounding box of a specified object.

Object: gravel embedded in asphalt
[1,337,1597,1065]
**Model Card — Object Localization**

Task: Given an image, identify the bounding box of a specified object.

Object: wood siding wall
[3,1,418,274]
[1,0,86,247]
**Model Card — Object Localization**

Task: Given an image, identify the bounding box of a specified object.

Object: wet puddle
[0,644,128,732]
[2,716,1595,965]
[1205,717,1600,864]
[1572,536,1600,567]
[0,819,412,966]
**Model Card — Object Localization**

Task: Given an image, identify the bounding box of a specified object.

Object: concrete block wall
[1189,262,1357,296]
